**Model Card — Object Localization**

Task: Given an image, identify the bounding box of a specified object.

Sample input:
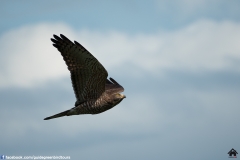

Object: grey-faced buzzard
[44,34,126,120]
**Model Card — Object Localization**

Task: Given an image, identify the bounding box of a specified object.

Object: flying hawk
[44,34,126,120]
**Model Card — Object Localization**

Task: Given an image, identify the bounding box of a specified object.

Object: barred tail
[44,110,70,120]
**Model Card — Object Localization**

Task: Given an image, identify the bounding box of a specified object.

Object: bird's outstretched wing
[51,34,108,105]
[105,77,124,94]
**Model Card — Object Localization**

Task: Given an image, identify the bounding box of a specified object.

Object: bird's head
[112,93,126,105]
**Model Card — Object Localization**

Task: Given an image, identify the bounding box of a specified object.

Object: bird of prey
[44,34,126,120]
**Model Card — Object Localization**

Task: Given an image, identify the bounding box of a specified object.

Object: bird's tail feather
[44,110,70,120]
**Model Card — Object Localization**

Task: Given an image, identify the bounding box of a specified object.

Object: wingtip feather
[60,34,66,39]
[53,34,62,41]
[52,44,59,48]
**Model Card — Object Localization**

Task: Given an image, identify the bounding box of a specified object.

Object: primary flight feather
[44,34,126,120]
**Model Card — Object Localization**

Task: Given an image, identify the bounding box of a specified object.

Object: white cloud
[0,23,74,88]
[0,19,240,88]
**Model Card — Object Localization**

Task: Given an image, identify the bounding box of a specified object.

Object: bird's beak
[120,94,126,98]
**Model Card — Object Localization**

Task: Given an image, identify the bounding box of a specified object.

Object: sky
[1,0,240,160]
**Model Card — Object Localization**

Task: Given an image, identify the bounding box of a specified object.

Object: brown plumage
[44,34,126,120]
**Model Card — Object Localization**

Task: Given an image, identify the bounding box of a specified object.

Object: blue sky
[1,1,240,160]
